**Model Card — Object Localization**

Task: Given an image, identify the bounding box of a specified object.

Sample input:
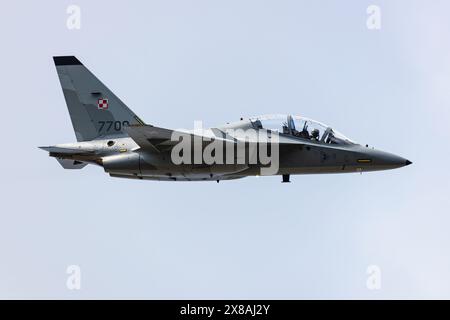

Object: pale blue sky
[0,0,449,298]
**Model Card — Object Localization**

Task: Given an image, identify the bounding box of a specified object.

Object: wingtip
[53,56,82,66]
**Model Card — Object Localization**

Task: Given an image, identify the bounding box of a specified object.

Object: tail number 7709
[98,120,130,132]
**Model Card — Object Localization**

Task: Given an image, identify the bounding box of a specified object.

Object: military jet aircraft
[40,56,411,182]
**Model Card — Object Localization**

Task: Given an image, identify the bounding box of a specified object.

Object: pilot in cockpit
[292,120,312,140]
[299,122,310,139]
[310,128,320,141]
[283,116,312,140]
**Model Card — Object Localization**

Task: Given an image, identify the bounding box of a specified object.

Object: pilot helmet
[311,128,320,138]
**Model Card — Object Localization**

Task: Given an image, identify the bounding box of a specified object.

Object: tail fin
[53,56,145,142]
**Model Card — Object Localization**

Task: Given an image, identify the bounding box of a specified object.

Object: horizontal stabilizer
[39,146,95,155]
[56,158,88,169]
[39,146,99,168]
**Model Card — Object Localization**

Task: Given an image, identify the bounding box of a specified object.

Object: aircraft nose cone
[379,152,409,168]
[360,148,411,171]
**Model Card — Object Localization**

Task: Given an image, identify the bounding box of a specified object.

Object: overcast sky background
[0,0,449,299]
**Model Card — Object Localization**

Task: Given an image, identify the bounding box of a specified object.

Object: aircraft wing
[125,125,234,153]
[125,125,174,152]
[125,125,344,154]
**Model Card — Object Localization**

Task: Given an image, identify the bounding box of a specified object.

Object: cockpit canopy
[250,114,356,145]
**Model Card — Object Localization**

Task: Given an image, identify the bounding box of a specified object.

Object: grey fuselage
[44,56,411,182]
[50,120,411,182]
